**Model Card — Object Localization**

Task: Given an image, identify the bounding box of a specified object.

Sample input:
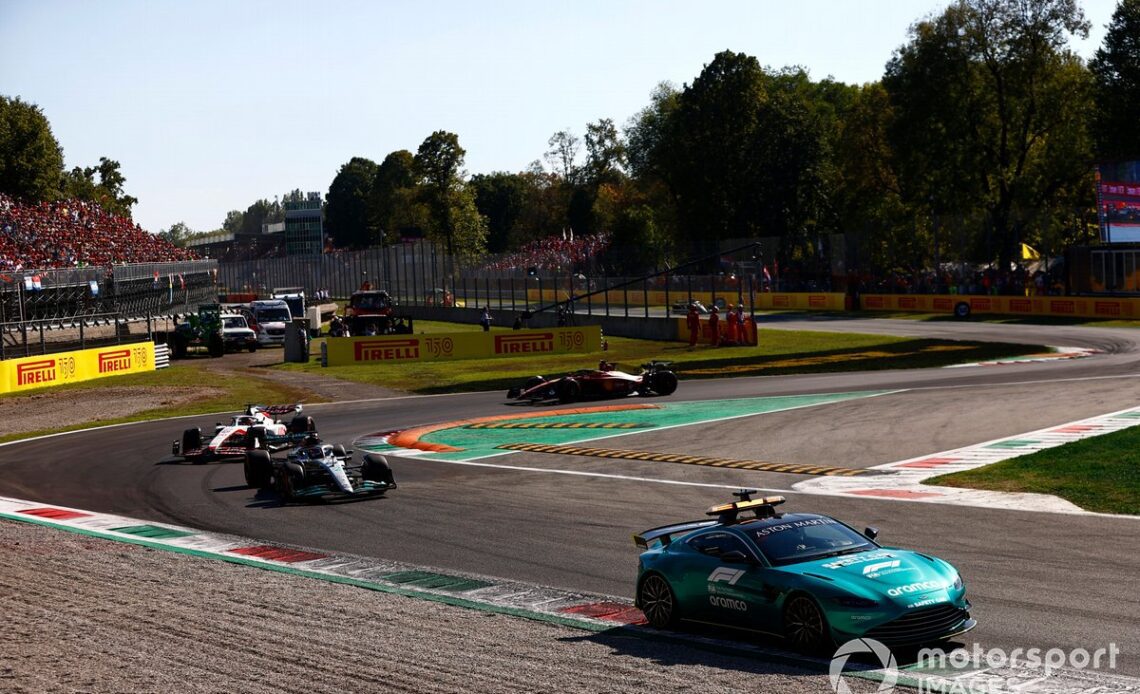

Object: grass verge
[0,320,1044,444]
[928,428,1140,515]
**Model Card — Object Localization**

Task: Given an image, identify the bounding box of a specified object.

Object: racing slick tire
[362,454,396,487]
[288,415,316,434]
[181,428,202,462]
[245,426,267,450]
[556,378,581,404]
[332,444,347,458]
[277,462,305,502]
[782,594,833,654]
[244,450,273,488]
[638,573,679,629]
[649,370,678,396]
[954,301,971,319]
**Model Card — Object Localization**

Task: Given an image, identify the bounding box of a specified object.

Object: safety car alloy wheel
[784,595,828,652]
[638,574,677,629]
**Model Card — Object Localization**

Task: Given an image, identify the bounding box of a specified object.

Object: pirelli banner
[324,327,603,366]
[860,294,1140,319]
[0,343,156,395]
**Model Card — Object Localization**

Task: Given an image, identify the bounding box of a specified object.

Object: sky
[0,0,1122,235]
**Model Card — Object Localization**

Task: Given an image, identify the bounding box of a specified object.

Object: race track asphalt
[2,317,1138,675]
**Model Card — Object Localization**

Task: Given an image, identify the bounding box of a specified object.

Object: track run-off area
[2,316,1140,692]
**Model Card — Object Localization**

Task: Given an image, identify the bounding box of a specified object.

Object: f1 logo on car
[17,359,55,386]
[707,567,745,585]
[98,349,132,374]
[862,560,901,577]
[494,332,554,354]
[354,339,420,362]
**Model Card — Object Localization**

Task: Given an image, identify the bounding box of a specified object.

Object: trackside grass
[929,429,1140,515]
[0,320,1043,444]
[279,322,1042,394]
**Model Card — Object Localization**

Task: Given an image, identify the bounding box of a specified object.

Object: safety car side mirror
[864,527,879,541]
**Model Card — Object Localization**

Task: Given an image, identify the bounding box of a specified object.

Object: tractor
[170,303,226,358]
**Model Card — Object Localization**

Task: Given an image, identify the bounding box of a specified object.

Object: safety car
[634,491,975,651]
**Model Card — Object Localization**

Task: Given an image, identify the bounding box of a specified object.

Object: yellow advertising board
[0,342,156,394]
[324,327,603,366]
[859,294,1140,319]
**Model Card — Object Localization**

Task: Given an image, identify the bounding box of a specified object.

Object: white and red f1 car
[172,404,316,463]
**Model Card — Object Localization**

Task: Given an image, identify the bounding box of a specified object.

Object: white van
[250,299,292,346]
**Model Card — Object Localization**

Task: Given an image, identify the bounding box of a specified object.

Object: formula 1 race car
[172,404,316,463]
[243,439,397,503]
[506,361,678,404]
[634,491,975,652]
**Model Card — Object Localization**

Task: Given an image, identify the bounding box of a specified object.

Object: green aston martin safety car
[634,491,975,651]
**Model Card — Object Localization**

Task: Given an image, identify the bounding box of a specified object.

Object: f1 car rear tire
[332,444,347,458]
[181,428,202,461]
[246,426,267,450]
[362,454,395,486]
[244,450,273,488]
[638,573,679,629]
[557,378,581,404]
[783,594,832,654]
[288,415,316,434]
[650,370,679,396]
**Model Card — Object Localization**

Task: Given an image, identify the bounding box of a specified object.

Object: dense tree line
[3,0,1137,278]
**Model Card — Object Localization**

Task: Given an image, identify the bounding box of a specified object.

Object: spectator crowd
[0,193,197,274]
[482,231,611,273]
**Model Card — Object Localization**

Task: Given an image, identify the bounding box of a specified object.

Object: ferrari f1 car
[634,491,975,651]
[243,439,397,503]
[172,404,316,463]
[507,361,678,403]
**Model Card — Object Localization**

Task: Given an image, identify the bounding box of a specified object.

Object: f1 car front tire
[638,573,679,629]
[246,426,267,450]
[362,454,396,487]
[650,370,678,396]
[181,428,202,462]
[244,450,273,488]
[557,378,581,404]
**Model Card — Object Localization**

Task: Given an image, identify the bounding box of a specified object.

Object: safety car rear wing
[633,519,717,550]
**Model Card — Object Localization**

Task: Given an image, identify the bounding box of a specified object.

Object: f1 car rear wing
[247,403,303,417]
[633,519,717,550]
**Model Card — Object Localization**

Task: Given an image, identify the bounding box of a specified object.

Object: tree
[544,129,580,184]
[1090,0,1140,161]
[369,150,416,245]
[470,172,529,253]
[625,82,680,183]
[222,209,244,235]
[159,221,193,247]
[59,156,138,216]
[415,131,472,272]
[883,0,1093,269]
[0,95,64,201]
[325,157,379,249]
[583,118,626,186]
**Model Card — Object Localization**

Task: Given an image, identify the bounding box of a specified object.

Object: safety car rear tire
[244,450,273,488]
[638,573,679,629]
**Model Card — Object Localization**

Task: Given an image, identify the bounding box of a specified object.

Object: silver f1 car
[244,438,397,503]
[172,404,316,463]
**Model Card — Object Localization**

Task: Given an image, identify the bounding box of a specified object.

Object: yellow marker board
[0,342,156,394]
[324,327,603,366]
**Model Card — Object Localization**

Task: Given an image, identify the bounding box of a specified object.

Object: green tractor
[170,303,226,358]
